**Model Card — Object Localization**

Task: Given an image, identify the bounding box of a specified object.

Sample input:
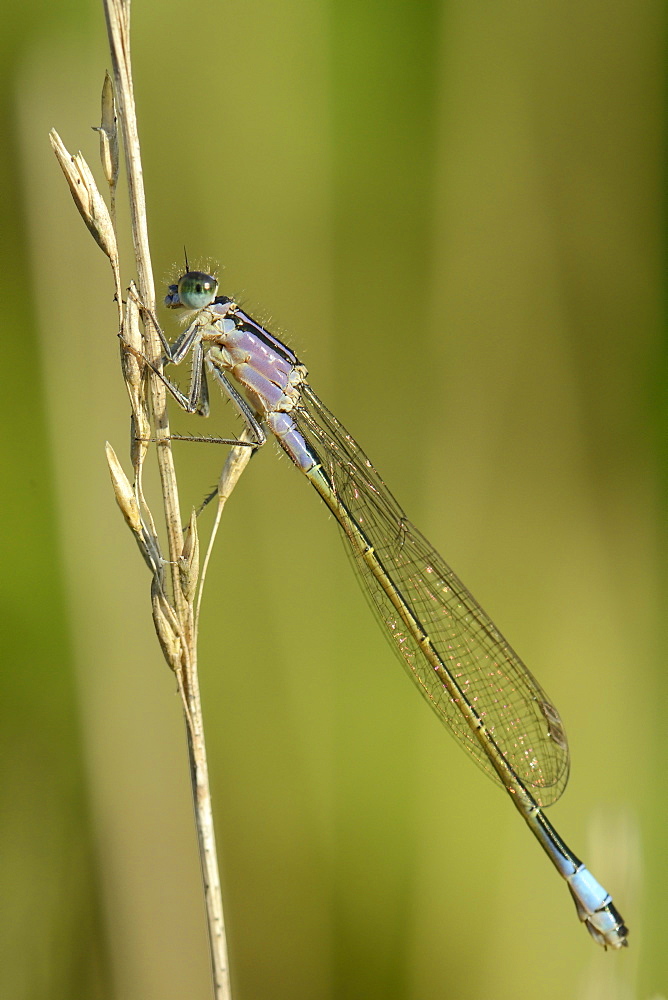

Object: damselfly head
[165,271,219,312]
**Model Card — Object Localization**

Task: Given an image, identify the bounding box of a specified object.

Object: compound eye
[177,271,218,310]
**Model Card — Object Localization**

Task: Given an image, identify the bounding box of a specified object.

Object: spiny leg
[120,334,267,518]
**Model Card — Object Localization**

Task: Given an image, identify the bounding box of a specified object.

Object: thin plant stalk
[102,3,232,993]
[51,1,241,996]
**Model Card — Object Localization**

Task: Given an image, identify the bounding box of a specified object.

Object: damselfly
[143,269,628,949]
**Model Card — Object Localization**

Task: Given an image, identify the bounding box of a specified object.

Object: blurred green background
[1,0,663,997]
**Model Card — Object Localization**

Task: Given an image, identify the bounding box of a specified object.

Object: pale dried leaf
[105,441,141,534]
[94,71,119,189]
[49,129,118,261]
[180,510,200,603]
[151,579,182,671]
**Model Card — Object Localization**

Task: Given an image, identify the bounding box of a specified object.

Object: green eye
[177,271,218,310]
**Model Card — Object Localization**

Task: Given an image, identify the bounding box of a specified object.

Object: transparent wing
[294,385,570,807]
